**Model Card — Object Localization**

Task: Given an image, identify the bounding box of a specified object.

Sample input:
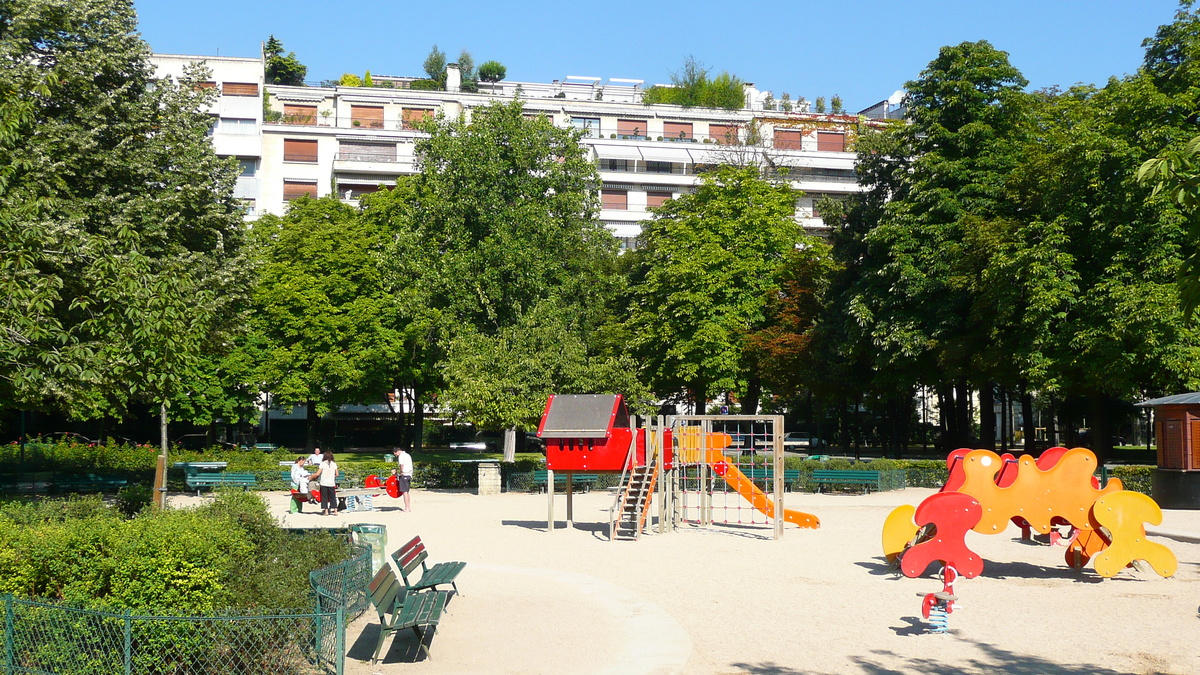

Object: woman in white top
[309,451,339,516]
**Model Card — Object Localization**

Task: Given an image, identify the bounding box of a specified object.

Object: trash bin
[350,523,388,574]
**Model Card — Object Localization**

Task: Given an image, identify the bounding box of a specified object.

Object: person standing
[289,456,310,514]
[310,450,339,516]
[305,446,323,467]
[393,447,413,512]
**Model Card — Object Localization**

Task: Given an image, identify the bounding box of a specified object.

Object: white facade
[153,53,883,241]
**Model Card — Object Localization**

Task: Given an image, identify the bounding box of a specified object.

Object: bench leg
[413,625,432,661]
[372,625,390,664]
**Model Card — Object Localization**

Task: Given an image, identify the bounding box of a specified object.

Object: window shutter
[351,105,385,129]
[1164,419,1182,469]
[773,129,802,150]
[283,105,317,125]
[663,122,692,140]
[601,189,628,210]
[617,119,646,138]
[338,141,396,162]
[283,180,318,201]
[195,81,217,91]
[222,82,259,96]
[817,132,846,152]
[709,124,737,144]
[646,192,671,208]
[402,108,434,129]
[283,139,319,163]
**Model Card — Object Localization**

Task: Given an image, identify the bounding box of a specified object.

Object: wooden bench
[367,564,448,663]
[184,471,257,495]
[810,470,883,493]
[510,470,600,493]
[391,535,466,597]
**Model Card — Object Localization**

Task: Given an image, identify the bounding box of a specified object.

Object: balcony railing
[336,152,399,163]
[597,160,691,175]
[283,153,318,163]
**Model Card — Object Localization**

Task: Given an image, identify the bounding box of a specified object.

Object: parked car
[783,432,826,451]
[450,432,501,452]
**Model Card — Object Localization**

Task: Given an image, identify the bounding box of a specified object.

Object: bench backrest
[367,564,402,618]
[812,470,879,478]
[391,536,428,582]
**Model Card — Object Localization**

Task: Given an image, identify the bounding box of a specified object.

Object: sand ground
[175,486,1200,674]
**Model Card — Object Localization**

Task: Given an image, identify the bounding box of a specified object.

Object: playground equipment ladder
[612,455,658,541]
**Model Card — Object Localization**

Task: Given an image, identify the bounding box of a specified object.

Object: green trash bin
[350,523,388,574]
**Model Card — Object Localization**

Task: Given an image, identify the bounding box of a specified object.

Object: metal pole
[701,418,711,526]
[123,611,132,675]
[336,607,345,675]
[774,415,784,540]
[566,474,574,527]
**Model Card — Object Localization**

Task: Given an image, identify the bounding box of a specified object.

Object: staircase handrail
[636,448,660,536]
[608,420,639,541]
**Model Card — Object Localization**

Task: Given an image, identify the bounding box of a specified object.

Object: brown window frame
[601,189,628,210]
[773,129,802,150]
[283,180,318,201]
[816,132,846,152]
[283,138,319,163]
[222,82,259,97]
[402,108,435,130]
[282,104,318,126]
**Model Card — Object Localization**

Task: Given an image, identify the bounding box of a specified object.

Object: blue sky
[134,0,1184,111]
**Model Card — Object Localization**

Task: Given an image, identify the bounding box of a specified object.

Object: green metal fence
[310,543,373,619]
[1,595,343,675]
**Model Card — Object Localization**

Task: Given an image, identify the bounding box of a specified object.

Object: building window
[238,158,257,176]
[351,105,384,129]
[338,141,397,162]
[663,121,693,142]
[338,183,382,200]
[219,118,257,135]
[644,161,674,174]
[194,81,217,91]
[709,124,738,145]
[283,180,318,201]
[617,119,647,140]
[283,138,318,163]
[816,132,846,152]
[222,82,259,97]
[282,104,317,125]
[601,189,628,210]
[238,199,256,216]
[646,192,672,208]
[618,236,639,252]
[598,159,631,172]
[402,108,434,129]
[774,129,802,150]
[571,116,600,138]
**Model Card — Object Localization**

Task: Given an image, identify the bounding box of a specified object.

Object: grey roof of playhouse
[1136,392,1200,407]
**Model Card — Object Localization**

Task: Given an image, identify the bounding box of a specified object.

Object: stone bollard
[478,461,501,496]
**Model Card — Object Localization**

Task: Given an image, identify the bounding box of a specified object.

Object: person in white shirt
[289,457,310,513]
[309,451,339,516]
[305,447,323,467]
[393,447,413,512]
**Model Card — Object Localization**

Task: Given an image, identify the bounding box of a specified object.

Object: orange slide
[676,429,820,529]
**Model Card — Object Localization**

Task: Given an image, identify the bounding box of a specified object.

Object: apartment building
[152,54,890,244]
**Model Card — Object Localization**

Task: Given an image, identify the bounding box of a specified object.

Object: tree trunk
[1088,392,1113,466]
[503,426,516,462]
[979,384,995,450]
[937,385,951,453]
[411,385,424,452]
[742,377,761,415]
[306,399,319,451]
[954,380,971,448]
[1047,395,1058,447]
[1021,389,1034,455]
[1000,389,1010,452]
[155,401,168,509]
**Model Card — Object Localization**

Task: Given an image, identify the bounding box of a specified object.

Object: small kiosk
[1137,392,1200,509]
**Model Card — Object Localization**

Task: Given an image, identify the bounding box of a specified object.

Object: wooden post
[155,402,169,509]
[546,468,554,532]
[566,473,574,526]
[774,414,784,540]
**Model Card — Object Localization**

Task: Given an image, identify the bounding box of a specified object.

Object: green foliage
[0,0,248,428]
[338,73,362,87]
[115,484,153,516]
[814,96,826,113]
[625,165,803,407]
[263,35,307,86]
[642,57,745,109]
[423,44,447,82]
[362,70,373,87]
[830,94,844,114]
[478,60,506,83]
[408,78,441,91]
[0,492,351,613]
[456,50,475,81]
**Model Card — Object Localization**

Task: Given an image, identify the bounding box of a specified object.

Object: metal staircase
[611,457,658,541]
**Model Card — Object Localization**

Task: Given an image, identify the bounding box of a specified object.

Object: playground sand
[174,487,1200,675]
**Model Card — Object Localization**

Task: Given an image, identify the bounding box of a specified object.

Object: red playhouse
[536,394,672,537]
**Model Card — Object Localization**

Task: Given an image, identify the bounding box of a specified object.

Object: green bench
[741,468,801,490]
[810,470,884,493]
[185,472,257,495]
[391,535,466,597]
[509,470,600,493]
[54,473,128,493]
[367,564,448,663]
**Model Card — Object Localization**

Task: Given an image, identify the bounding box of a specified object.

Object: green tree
[625,165,803,412]
[642,56,746,109]
[363,69,373,87]
[263,35,307,86]
[830,94,844,114]
[338,73,362,87]
[814,96,826,113]
[361,100,626,452]
[478,60,506,83]
[0,0,247,455]
[251,197,398,450]
[423,44,447,84]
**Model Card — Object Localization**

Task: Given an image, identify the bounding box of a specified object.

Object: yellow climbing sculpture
[1091,491,1178,578]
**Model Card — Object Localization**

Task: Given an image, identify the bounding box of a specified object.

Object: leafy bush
[643,57,745,109]
[408,78,441,91]
[116,485,153,516]
[478,60,506,83]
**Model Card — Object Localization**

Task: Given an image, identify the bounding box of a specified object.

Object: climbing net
[672,415,784,530]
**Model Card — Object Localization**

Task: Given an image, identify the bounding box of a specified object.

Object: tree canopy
[642,57,746,109]
[264,35,307,86]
